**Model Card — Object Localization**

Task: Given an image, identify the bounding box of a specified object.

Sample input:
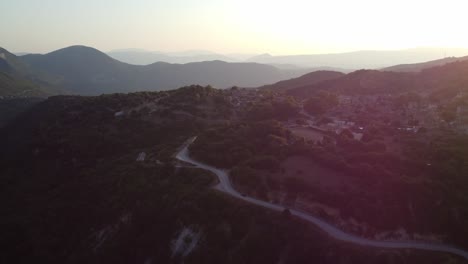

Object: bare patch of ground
[290,127,326,142]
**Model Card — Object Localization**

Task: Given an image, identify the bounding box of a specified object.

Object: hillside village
[223,85,468,155]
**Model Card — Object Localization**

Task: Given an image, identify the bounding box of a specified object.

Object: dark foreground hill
[248,47,468,69]
[0,86,457,264]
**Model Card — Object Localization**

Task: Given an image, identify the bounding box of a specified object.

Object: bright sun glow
[1,0,468,54]
[221,0,468,54]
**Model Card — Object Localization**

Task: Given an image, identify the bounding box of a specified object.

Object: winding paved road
[176,137,468,260]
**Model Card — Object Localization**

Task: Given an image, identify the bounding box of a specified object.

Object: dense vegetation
[190,114,468,250]
[303,92,339,115]
[190,121,291,169]
[3,87,459,263]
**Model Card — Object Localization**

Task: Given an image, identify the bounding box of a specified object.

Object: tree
[440,110,456,122]
[231,166,261,187]
[282,208,291,218]
[284,176,307,194]
[340,128,354,140]
[394,92,422,108]
[246,156,280,172]
[317,116,333,125]
[303,92,338,115]
[365,141,387,152]
[417,127,427,134]
[273,98,300,120]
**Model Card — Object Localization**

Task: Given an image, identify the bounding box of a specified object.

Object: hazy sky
[1,0,468,55]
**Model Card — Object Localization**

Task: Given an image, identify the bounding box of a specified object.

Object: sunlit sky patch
[1,0,468,54]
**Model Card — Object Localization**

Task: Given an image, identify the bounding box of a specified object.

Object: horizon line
[6,45,468,57]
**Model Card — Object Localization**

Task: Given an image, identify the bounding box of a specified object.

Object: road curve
[176,137,468,260]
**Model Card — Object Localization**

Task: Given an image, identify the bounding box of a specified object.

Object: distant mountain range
[107,49,239,65]
[247,47,468,69]
[3,45,468,97]
[105,47,468,70]
[0,46,311,96]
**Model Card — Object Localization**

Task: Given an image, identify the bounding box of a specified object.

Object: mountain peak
[48,45,107,56]
[38,45,120,68]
